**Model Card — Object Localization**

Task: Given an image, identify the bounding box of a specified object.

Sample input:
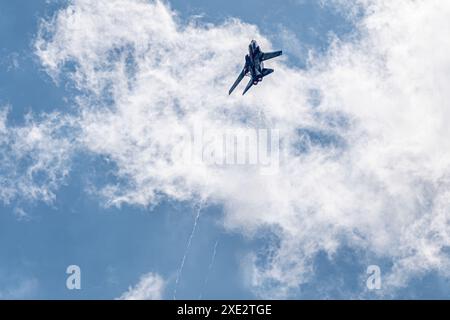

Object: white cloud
[0,107,74,204]
[31,0,450,297]
[118,273,165,300]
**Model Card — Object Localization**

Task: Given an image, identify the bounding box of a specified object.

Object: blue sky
[1,0,450,300]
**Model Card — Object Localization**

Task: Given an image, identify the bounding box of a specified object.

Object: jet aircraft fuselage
[229,40,282,95]
[247,40,264,84]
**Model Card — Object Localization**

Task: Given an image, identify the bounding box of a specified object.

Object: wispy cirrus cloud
[0,107,75,205]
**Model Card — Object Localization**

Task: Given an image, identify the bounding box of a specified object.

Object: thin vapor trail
[173,203,203,300]
[199,239,219,300]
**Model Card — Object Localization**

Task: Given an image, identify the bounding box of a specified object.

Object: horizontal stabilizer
[262,68,274,77]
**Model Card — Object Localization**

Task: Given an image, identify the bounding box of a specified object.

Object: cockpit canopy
[249,40,260,54]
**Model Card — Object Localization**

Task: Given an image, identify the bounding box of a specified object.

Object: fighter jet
[229,40,282,95]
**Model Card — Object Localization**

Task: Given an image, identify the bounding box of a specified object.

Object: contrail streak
[199,239,219,300]
[173,203,202,300]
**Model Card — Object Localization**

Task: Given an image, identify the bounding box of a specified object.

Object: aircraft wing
[261,51,282,61]
[242,78,254,95]
[229,67,246,95]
